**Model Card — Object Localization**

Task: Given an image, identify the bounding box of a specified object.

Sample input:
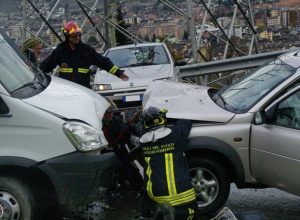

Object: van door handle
[0,114,12,118]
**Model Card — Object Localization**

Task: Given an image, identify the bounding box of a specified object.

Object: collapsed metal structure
[21,0,290,86]
[23,0,256,55]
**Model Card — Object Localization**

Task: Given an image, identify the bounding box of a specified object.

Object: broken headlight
[63,121,108,152]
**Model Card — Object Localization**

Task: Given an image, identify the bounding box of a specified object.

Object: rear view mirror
[175,60,186,66]
[253,110,266,125]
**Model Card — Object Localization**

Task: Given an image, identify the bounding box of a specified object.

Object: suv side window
[0,96,9,114]
[273,90,300,130]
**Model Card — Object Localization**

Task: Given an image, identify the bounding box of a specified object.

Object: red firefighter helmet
[63,21,82,36]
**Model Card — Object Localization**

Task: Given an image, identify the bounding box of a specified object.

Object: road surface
[102,184,300,220]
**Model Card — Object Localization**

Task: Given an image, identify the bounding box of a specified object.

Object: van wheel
[0,176,37,220]
[189,157,230,216]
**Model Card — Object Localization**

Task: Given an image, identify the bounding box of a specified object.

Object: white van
[0,30,115,219]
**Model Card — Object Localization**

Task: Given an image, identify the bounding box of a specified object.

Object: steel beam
[178,49,296,78]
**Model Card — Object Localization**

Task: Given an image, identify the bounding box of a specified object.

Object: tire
[0,176,38,220]
[188,157,230,216]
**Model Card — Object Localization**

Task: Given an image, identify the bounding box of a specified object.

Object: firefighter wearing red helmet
[62,21,82,36]
[40,21,128,88]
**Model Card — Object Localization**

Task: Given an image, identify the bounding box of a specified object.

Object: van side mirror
[175,60,186,66]
[253,110,266,125]
[0,96,10,116]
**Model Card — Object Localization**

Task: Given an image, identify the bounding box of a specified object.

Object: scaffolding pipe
[37,0,60,36]
[77,0,143,44]
[81,0,99,29]
[159,0,247,55]
[76,0,108,45]
[26,0,62,42]
[197,0,211,48]
[223,5,238,59]
[199,0,241,56]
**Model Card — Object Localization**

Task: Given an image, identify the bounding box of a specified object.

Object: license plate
[123,95,141,102]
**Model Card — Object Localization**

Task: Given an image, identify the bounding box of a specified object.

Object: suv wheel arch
[186,136,245,186]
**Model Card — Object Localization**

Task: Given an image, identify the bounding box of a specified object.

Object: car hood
[143,80,235,123]
[94,64,172,90]
[23,76,109,130]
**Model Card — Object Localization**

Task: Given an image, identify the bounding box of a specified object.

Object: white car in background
[93,42,184,109]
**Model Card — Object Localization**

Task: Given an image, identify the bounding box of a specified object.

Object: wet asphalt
[100,184,300,220]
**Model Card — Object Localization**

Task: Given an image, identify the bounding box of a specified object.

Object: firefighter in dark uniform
[40,21,128,88]
[102,100,143,190]
[139,107,199,219]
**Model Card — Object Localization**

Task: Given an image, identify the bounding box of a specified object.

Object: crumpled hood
[94,64,172,90]
[23,76,109,130]
[143,80,235,123]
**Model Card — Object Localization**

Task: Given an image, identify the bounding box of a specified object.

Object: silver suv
[143,50,300,215]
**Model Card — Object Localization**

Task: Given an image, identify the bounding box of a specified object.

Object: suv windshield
[216,59,296,113]
[0,31,41,94]
[106,45,170,68]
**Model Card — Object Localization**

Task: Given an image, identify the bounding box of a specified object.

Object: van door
[250,86,300,195]
[0,94,75,161]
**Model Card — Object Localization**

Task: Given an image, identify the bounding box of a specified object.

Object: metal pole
[247,0,258,54]
[160,0,247,55]
[76,0,108,45]
[187,0,198,63]
[37,0,60,36]
[197,0,211,48]
[81,0,99,29]
[77,0,143,44]
[22,0,27,42]
[199,0,241,56]
[26,0,62,42]
[104,0,110,49]
[223,5,238,59]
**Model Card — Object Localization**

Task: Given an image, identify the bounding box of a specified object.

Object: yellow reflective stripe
[187,215,194,220]
[109,65,119,74]
[154,187,195,200]
[59,68,73,73]
[188,208,194,215]
[155,193,196,206]
[165,153,177,196]
[151,188,196,206]
[145,157,153,197]
[78,68,89,74]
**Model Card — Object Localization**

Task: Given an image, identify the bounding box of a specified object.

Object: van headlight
[93,84,112,91]
[63,122,108,152]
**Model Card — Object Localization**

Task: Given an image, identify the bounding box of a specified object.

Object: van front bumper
[38,151,116,217]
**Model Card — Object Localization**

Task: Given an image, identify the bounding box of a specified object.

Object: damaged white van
[0,30,115,219]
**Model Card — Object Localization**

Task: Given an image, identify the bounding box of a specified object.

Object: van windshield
[0,33,38,93]
[216,59,296,113]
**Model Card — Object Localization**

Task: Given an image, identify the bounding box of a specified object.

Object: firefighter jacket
[39,41,122,88]
[139,119,196,207]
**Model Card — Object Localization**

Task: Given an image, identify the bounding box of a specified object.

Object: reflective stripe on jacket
[40,41,122,88]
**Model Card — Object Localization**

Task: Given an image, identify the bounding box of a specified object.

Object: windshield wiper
[214,91,227,108]
[126,62,153,67]
[226,87,248,91]
[11,79,38,93]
